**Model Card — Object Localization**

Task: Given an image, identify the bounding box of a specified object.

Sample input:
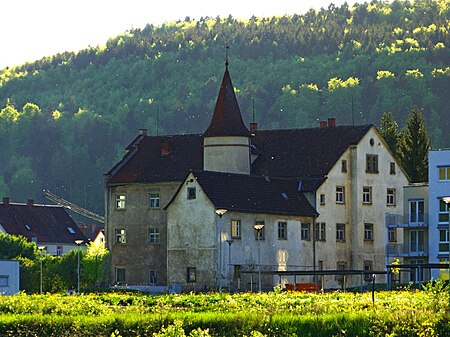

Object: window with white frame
[278,221,287,240]
[315,222,326,241]
[336,223,345,241]
[301,223,310,240]
[115,194,126,209]
[56,246,63,256]
[387,188,396,206]
[364,223,373,241]
[336,186,345,204]
[439,166,450,180]
[115,229,126,244]
[148,228,160,244]
[363,186,372,204]
[149,192,160,209]
[231,220,241,239]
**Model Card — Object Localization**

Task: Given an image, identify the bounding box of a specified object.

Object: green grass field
[0,284,449,336]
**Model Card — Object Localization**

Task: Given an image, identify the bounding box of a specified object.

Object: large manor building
[104,61,409,291]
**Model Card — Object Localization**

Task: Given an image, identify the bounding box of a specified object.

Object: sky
[1,0,366,69]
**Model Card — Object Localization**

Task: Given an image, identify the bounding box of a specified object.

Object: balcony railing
[387,243,428,257]
[387,213,429,228]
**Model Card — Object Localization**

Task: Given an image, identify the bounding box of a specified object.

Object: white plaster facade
[0,260,20,295]
[309,127,408,287]
[166,172,316,291]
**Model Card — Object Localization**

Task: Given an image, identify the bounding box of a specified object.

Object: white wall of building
[0,260,20,295]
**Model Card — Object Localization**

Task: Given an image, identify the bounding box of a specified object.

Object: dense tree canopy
[0,0,448,214]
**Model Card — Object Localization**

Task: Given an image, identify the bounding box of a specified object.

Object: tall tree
[397,106,431,182]
[379,111,400,155]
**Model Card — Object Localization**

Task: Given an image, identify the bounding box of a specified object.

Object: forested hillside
[0,0,449,216]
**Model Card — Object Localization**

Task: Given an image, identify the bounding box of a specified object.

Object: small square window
[148,228,160,244]
[231,220,241,239]
[187,187,196,200]
[115,194,126,209]
[115,229,126,244]
[364,223,373,241]
[278,221,287,240]
[149,192,160,209]
[187,267,196,283]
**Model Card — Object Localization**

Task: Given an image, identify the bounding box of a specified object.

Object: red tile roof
[0,202,87,244]
[203,65,250,138]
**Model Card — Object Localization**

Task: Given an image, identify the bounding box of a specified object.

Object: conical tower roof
[204,63,250,137]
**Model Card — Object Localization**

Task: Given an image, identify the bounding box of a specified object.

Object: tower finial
[225,45,229,69]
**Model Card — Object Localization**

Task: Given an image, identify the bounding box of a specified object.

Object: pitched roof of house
[0,201,87,244]
[107,133,204,184]
[203,64,250,138]
[179,170,318,217]
[106,125,373,186]
[251,125,372,177]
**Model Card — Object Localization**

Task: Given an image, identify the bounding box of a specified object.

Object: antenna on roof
[225,45,229,69]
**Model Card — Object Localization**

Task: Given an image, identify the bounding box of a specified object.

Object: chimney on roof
[27,199,34,206]
[250,122,257,133]
[319,120,328,128]
[3,197,9,205]
[139,128,147,136]
[328,118,336,127]
[161,140,170,156]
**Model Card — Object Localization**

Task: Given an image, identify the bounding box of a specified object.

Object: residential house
[0,260,20,295]
[428,149,450,280]
[0,198,87,255]
[105,61,409,290]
